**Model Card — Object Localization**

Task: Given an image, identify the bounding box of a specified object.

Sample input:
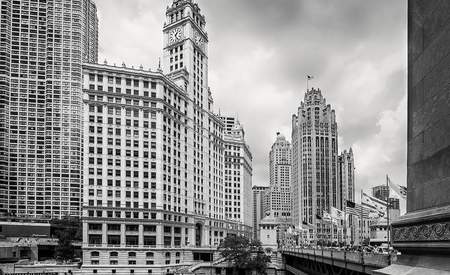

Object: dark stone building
[378,0,450,274]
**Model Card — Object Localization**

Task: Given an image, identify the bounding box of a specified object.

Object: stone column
[379,0,450,273]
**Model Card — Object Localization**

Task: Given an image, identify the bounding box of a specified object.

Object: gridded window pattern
[221,117,253,228]
[265,133,292,218]
[82,1,255,273]
[291,88,339,240]
[0,0,98,218]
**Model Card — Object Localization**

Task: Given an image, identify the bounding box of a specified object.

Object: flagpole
[306,76,309,91]
[331,216,334,245]
[386,174,390,248]
[344,201,347,246]
[321,215,324,253]
[360,190,363,246]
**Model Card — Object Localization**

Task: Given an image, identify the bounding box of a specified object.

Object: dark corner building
[377,0,450,274]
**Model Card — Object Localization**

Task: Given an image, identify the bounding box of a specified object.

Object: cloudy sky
[94,0,407,202]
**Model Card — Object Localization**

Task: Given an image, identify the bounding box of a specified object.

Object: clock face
[169,27,183,44]
[194,32,204,47]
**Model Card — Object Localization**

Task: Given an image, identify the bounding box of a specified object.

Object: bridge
[280,247,395,275]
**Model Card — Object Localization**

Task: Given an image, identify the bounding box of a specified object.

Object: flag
[331,207,344,220]
[362,192,387,215]
[323,211,332,222]
[302,220,314,230]
[287,227,293,234]
[346,206,359,216]
[369,211,381,219]
[346,200,356,208]
[307,75,314,80]
[387,176,407,200]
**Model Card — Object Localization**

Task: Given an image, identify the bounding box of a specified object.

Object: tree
[218,235,271,275]
[55,228,75,262]
[51,217,81,261]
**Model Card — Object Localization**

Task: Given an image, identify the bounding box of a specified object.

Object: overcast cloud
[94,0,407,203]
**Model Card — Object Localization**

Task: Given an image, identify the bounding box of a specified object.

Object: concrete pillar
[378,1,450,273]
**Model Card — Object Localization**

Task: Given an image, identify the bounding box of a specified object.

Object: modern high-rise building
[221,117,253,227]
[264,133,291,218]
[339,148,355,205]
[0,0,98,218]
[291,88,339,240]
[252,185,268,240]
[81,0,252,274]
[372,185,390,202]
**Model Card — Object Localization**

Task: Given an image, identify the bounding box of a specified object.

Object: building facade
[338,149,355,205]
[265,133,292,219]
[81,1,252,274]
[81,64,249,275]
[389,197,399,210]
[389,2,450,270]
[0,0,98,218]
[291,88,339,241]
[252,185,268,240]
[220,116,237,134]
[372,185,389,202]
[221,118,253,227]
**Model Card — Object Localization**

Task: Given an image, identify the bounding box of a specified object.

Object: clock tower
[162,0,216,248]
[162,0,208,104]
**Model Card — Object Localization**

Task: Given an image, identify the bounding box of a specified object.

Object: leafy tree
[55,228,75,262]
[51,217,81,261]
[218,235,271,275]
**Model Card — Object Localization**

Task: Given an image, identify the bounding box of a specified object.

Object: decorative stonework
[392,221,450,242]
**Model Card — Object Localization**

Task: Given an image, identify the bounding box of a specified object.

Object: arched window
[175,252,180,257]
[110,251,118,257]
[91,251,100,257]
[165,252,171,257]
[146,252,154,258]
[128,252,136,257]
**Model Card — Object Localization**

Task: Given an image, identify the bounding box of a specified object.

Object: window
[126,225,139,232]
[144,236,156,246]
[88,224,102,230]
[88,235,102,244]
[107,235,120,245]
[126,236,138,246]
[128,252,136,257]
[143,225,156,232]
[91,251,100,257]
[107,224,121,231]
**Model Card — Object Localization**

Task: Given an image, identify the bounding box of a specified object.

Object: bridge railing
[280,246,393,268]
